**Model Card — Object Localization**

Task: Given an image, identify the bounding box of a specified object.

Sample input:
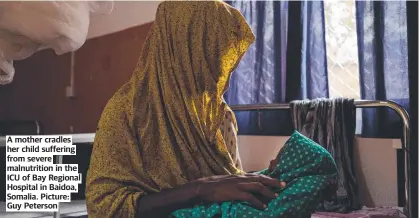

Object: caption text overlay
[6,135,81,212]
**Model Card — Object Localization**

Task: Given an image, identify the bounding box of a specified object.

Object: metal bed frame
[230,99,412,218]
[0,99,412,218]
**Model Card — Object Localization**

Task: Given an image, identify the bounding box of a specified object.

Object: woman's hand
[195,174,286,210]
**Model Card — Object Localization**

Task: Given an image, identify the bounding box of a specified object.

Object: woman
[86,1,337,217]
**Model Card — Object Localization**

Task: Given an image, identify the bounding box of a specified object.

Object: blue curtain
[355,1,410,138]
[224,1,328,135]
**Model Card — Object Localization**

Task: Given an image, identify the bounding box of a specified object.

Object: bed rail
[0,100,412,218]
[230,99,411,218]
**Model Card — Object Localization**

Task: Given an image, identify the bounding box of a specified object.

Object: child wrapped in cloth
[172,130,338,218]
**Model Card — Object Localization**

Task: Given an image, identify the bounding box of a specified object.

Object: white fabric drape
[0,1,113,85]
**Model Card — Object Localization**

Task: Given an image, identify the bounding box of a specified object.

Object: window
[325,0,362,134]
[324,0,360,99]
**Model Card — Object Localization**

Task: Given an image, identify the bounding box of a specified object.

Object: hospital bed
[0,100,412,218]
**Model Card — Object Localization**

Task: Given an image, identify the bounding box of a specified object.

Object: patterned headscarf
[86,1,255,217]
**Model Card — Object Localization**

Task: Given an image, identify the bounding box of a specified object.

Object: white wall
[86,1,401,208]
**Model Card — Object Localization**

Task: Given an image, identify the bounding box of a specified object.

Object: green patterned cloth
[172,131,338,218]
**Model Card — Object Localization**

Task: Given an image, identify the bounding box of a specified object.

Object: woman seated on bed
[85,1,338,218]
